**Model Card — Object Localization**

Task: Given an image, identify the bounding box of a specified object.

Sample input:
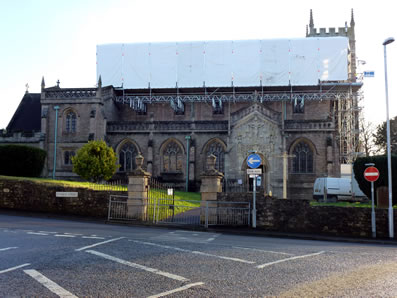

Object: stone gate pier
[127,154,151,220]
[200,154,223,225]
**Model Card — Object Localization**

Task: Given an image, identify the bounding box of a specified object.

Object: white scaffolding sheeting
[97,37,348,89]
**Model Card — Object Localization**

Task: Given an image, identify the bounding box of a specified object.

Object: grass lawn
[0,175,101,189]
[310,201,371,208]
[310,201,397,208]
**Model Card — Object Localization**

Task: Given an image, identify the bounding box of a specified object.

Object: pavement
[2,208,397,246]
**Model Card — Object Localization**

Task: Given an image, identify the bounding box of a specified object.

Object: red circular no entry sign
[364,166,380,182]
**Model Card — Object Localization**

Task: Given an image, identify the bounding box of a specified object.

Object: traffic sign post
[247,168,262,175]
[364,165,380,238]
[247,153,262,228]
[247,153,261,169]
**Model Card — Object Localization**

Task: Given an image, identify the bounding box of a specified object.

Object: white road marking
[0,263,30,274]
[64,233,83,236]
[147,282,205,298]
[24,269,78,298]
[39,231,58,234]
[75,237,125,251]
[82,236,105,239]
[206,233,220,242]
[55,234,76,238]
[233,246,295,256]
[27,232,48,236]
[256,251,325,269]
[155,231,221,243]
[130,240,255,264]
[0,247,18,251]
[86,250,188,282]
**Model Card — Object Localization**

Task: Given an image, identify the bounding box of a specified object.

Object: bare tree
[359,117,376,156]
[373,115,397,155]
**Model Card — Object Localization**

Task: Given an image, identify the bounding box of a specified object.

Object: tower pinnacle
[309,9,314,29]
[350,8,355,27]
[41,76,45,91]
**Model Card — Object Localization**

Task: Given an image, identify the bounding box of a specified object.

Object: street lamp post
[185,135,191,192]
[52,106,60,180]
[383,37,394,238]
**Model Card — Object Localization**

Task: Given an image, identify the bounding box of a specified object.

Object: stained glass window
[205,141,225,173]
[292,142,313,173]
[66,111,76,133]
[119,143,138,172]
[163,141,182,172]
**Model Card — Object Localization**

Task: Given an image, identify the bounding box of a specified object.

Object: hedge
[353,155,397,205]
[0,145,46,177]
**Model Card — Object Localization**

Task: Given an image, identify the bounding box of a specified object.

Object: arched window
[66,111,77,133]
[292,142,313,173]
[162,141,183,173]
[205,141,225,173]
[119,142,138,172]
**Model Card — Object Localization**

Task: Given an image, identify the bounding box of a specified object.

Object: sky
[0,0,396,129]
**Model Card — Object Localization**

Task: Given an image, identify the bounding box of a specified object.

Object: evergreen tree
[72,140,119,182]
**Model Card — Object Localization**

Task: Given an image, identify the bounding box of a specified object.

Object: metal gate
[107,178,251,227]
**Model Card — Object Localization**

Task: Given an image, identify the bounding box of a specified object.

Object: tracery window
[162,141,183,173]
[205,141,225,173]
[119,142,138,172]
[292,142,313,173]
[65,111,77,133]
[64,150,75,165]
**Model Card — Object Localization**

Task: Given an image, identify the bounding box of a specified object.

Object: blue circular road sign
[247,153,262,169]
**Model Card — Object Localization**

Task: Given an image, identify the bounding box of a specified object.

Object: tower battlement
[306,9,356,83]
[307,27,350,37]
[306,9,355,39]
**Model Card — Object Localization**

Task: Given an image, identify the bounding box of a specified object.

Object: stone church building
[0,11,362,199]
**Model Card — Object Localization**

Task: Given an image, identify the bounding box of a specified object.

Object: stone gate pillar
[127,154,151,220]
[200,154,224,225]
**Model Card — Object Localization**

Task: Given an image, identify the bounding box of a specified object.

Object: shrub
[72,140,119,182]
[353,155,397,205]
[0,145,46,177]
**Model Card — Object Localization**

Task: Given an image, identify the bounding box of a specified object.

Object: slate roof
[7,92,41,132]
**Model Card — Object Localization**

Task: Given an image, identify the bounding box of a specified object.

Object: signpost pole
[364,163,378,238]
[247,152,261,229]
[371,181,376,238]
[253,175,257,228]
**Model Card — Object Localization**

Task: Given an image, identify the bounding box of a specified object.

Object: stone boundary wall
[218,193,397,238]
[0,178,124,218]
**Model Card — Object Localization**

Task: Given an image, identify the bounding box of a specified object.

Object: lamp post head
[383,37,395,46]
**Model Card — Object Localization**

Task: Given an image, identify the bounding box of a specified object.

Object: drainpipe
[52,106,60,179]
[185,135,191,192]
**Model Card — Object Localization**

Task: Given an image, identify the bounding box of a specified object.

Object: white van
[313,177,366,202]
